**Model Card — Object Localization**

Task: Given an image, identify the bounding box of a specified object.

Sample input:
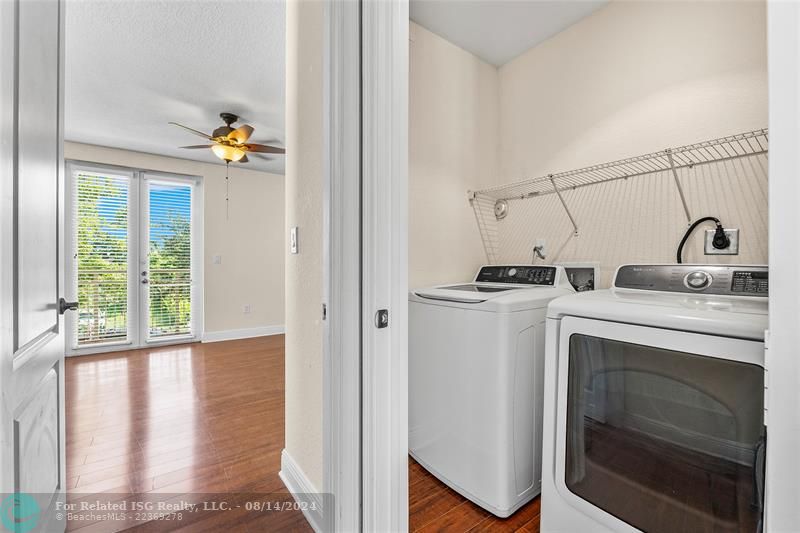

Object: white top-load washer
[541,264,768,533]
[409,265,575,517]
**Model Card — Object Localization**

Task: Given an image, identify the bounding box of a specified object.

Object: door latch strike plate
[375,309,389,329]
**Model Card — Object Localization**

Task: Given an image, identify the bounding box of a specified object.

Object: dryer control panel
[475,265,557,285]
[615,265,768,296]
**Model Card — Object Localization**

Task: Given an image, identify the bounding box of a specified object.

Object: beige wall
[410,0,768,288]
[496,0,768,285]
[409,22,500,288]
[284,0,324,490]
[64,142,286,334]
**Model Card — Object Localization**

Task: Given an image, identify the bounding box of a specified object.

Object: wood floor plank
[409,456,541,532]
[65,336,312,533]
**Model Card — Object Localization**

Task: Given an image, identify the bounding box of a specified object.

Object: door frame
[360,0,409,531]
[322,0,362,531]
[765,2,800,529]
[323,0,409,530]
[64,161,204,356]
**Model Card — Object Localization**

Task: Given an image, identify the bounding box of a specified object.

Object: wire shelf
[468,128,769,266]
[471,128,768,202]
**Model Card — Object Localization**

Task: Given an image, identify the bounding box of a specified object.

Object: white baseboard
[201,325,285,343]
[279,449,326,533]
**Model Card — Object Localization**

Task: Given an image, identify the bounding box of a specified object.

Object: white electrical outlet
[243,304,251,314]
[213,255,222,265]
[704,228,740,255]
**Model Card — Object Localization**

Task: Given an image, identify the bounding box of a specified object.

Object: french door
[65,162,202,354]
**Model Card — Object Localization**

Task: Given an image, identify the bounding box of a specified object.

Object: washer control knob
[507,268,517,277]
[685,271,712,290]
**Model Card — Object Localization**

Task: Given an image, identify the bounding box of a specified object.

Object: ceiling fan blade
[246,143,285,154]
[240,154,250,163]
[228,125,254,144]
[180,144,214,149]
[247,152,274,161]
[169,122,213,139]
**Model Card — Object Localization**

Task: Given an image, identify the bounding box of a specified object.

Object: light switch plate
[704,228,739,255]
[290,227,298,254]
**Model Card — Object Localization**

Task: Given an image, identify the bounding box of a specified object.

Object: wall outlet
[704,228,740,255]
[290,227,298,254]
[213,255,222,265]
[243,304,251,314]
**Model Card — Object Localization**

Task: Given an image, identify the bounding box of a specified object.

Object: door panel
[143,178,194,342]
[0,0,66,528]
[68,167,134,349]
[16,369,60,497]
[16,0,60,351]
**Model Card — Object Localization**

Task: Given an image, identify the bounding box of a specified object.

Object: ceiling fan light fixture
[211,144,246,162]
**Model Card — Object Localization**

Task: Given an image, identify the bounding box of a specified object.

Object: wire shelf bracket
[549,175,579,236]
[665,148,693,224]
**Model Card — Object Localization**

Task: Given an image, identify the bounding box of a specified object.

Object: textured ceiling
[65,0,286,174]
[410,0,608,66]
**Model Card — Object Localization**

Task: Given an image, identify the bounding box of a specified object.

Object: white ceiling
[65,0,286,174]
[410,0,608,66]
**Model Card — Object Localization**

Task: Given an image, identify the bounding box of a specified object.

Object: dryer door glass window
[565,334,765,533]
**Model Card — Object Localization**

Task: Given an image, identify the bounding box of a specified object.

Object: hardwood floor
[65,336,312,532]
[409,457,541,532]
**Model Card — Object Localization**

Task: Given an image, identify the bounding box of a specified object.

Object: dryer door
[553,317,765,533]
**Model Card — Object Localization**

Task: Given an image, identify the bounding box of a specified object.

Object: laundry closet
[408,1,768,531]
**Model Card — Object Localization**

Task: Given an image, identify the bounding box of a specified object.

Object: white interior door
[65,166,202,355]
[0,0,67,530]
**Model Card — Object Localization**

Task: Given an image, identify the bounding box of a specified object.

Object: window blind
[147,180,193,339]
[73,171,130,346]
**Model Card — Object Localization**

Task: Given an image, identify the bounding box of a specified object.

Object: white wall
[409,22,499,288]
[284,0,324,491]
[411,0,768,288]
[495,1,768,285]
[64,142,286,336]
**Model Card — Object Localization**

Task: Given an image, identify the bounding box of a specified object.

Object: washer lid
[412,283,529,304]
[547,288,768,340]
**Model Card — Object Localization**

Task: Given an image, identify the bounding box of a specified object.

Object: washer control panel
[615,265,768,296]
[475,265,557,285]
[731,270,769,294]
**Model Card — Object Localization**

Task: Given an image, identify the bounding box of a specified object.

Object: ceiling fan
[169,112,285,164]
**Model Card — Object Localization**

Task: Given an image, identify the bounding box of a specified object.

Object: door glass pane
[566,334,765,533]
[147,181,192,340]
[74,171,130,346]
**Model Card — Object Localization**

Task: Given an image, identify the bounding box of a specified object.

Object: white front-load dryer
[541,264,768,533]
[409,265,574,517]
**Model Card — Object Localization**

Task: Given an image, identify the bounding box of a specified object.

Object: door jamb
[360,0,409,531]
[322,0,362,530]
[765,2,800,529]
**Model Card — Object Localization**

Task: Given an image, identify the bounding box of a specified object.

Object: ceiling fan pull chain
[226,161,230,221]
